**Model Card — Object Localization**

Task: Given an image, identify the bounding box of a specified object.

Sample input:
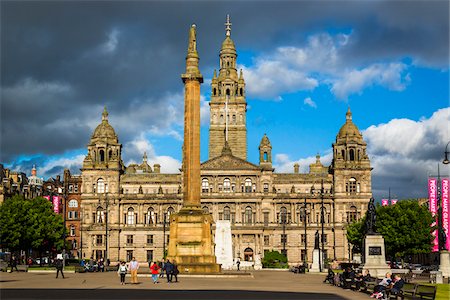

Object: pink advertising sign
[382,199,389,206]
[391,199,398,205]
[442,178,449,251]
[52,196,60,214]
[428,178,438,252]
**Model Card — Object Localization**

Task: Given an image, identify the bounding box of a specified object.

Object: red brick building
[64,169,82,258]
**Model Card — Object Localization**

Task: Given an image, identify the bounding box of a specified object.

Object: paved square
[0,270,368,300]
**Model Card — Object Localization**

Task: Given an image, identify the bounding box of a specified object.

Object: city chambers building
[79,20,372,266]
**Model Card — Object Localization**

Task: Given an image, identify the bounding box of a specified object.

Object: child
[150,261,160,284]
[117,261,128,285]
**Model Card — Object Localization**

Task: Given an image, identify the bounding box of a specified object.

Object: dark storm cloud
[1,0,448,164]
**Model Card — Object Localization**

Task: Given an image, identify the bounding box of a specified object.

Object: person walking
[172,260,179,283]
[117,261,128,285]
[165,259,173,283]
[129,257,139,284]
[236,258,240,271]
[9,256,18,273]
[150,261,160,284]
[158,260,165,278]
[55,254,64,279]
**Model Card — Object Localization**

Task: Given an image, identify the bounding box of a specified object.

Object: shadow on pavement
[2,289,350,300]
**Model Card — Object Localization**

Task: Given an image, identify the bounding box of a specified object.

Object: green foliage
[0,195,66,253]
[346,200,434,259]
[262,250,288,268]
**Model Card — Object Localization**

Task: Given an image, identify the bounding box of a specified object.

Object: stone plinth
[362,234,390,278]
[214,220,233,270]
[167,207,221,274]
[309,249,322,273]
[439,250,450,278]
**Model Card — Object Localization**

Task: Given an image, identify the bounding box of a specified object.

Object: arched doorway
[244,247,254,262]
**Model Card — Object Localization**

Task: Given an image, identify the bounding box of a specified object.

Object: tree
[0,195,66,257]
[262,250,287,268]
[346,200,434,259]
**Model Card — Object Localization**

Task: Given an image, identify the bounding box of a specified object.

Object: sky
[1,0,449,200]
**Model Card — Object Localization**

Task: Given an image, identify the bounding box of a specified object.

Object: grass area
[435,284,450,300]
[28,266,75,271]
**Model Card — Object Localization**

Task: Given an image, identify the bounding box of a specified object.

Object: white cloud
[331,63,409,99]
[102,29,120,53]
[240,32,410,100]
[303,97,317,108]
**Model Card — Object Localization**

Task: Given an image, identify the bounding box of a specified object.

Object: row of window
[263,234,328,246]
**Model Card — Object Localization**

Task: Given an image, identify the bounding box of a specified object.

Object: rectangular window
[263,183,269,193]
[147,235,154,245]
[300,234,306,245]
[126,235,133,245]
[96,235,103,246]
[70,226,75,236]
[74,211,78,219]
[264,235,270,246]
[281,234,287,244]
[263,212,269,226]
[126,250,133,262]
[301,249,307,262]
[68,211,72,219]
[74,185,78,193]
[147,250,153,263]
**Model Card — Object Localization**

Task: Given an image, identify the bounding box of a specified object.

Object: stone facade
[79,18,372,266]
[64,169,82,258]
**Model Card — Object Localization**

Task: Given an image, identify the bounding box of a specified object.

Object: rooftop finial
[102,106,109,122]
[346,106,352,122]
[225,14,232,37]
[143,151,147,163]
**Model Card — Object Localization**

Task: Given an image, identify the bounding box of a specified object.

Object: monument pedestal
[167,206,221,274]
[439,250,450,279]
[309,249,322,273]
[214,220,233,270]
[362,234,390,278]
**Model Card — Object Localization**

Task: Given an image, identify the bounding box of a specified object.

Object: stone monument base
[439,250,450,279]
[167,206,221,274]
[309,249,322,273]
[214,220,233,270]
[362,234,390,278]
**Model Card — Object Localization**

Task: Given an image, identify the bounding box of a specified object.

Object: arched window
[167,207,175,220]
[220,114,224,124]
[348,205,358,223]
[202,178,209,193]
[349,149,355,161]
[226,88,230,96]
[341,150,345,159]
[244,206,253,224]
[108,149,112,160]
[96,207,105,223]
[232,114,236,124]
[147,207,156,225]
[68,199,78,208]
[100,150,105,162]
[213,88,217,96]
[223,178,231,193]
[263,152,268,162]
[223,206,231,221]
[279,206,288,224]
[127,207,135,225]
[97,178,105,194]
[202,206,209,213]
[240,88,243,96]
[347,178,357,194]
[245,178,252,193]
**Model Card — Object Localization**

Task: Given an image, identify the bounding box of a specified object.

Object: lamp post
[443,141,450,165]
[320,180,325,272]
[300,198,307,265]
[163,212,167,259]
[98,192,109,262]
[280,208,287,257]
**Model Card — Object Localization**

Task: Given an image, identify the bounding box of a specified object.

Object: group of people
[370,272,404,299]
[117,258,179,285]
[324,267,405,300]
[80,257,109,272]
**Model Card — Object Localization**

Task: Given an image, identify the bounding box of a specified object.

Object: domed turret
[336,107,363,141]
[91,107,119,142]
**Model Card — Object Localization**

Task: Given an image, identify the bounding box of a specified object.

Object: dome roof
[221,36,236,51]
[337,108,362,140]
[91,107,118,141]
[259,133,271,147]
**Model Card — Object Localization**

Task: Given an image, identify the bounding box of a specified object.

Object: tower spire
[225,14,232,37]
[102,106,109,122]
[346,106,352,122]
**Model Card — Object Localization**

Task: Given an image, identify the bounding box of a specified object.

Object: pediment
[201,154,261,170]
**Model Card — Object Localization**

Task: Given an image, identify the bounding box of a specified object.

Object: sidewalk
[0,270,369,300]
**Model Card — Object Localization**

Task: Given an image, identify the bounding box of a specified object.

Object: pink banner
[391,199,398,205]
[52,196,60,214]
[442,178,449,251]
[428,178,438,252]
[43,195,50,201]
[382,199,389,206]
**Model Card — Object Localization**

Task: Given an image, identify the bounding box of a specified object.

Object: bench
[365,280,379,294]
[391,283,416,299]
[414,285,436,300]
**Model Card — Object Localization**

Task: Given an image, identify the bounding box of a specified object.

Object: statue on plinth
[366,197,377,235]
[314,230,320,249]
